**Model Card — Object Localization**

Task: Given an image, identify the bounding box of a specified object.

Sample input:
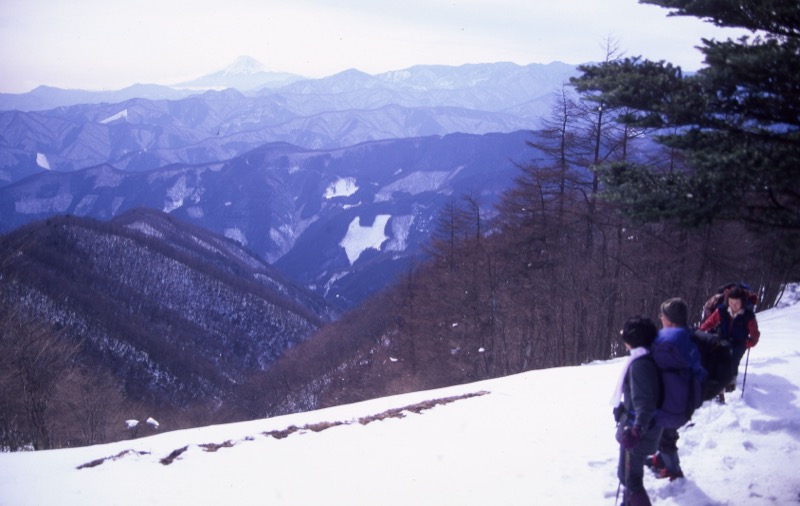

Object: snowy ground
[1,293,799,505]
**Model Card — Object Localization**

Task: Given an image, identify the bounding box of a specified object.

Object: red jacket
[700,306,760,347]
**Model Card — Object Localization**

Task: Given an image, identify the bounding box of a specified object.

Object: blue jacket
[651,326,707,428]
[655,327,705,377]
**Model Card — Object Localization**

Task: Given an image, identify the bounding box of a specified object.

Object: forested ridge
[0,209,334,450]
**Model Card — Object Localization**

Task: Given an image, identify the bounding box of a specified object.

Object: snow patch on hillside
[269,218,317,263]
[111,197,124,215]
[92,167,124,188]
[126,222,164,239]
[15,193,72,214]
[268,227,293,262]
[385,215,414,252]
[36,153,51,170]
[224,228,247,246]
[100,109,128,124]
[164,176,203,213]
[375,171,453,202]
[325,177,358,199]
[74,195,98,215]
[324,271,349,296]
[340,215,391,264]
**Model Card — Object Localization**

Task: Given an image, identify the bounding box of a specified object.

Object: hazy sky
[0,0,751,93]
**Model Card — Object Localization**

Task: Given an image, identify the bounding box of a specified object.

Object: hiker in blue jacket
[647,297,706,481]
[612,316,662,506]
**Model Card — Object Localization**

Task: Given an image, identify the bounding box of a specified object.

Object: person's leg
[622,427,662,504]
[632,427,663,487]
[657,428,684,479]
[627,489,653,506]
[619,444,648,492]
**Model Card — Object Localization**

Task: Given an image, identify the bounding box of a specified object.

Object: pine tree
[570,0,800,230]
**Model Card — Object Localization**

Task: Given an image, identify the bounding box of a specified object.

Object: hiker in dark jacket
[612,316,662,506]
[700,286,760,392]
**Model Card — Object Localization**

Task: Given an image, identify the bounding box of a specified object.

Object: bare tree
[64,369,125,446]
[0,310,81,450]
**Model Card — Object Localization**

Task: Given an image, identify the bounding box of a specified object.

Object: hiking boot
[725,382,736,393]
[716,392,726,404]
[656,467,685,481]
[644,453,665,472]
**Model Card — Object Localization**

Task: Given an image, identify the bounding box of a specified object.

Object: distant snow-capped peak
[223,56,267,76]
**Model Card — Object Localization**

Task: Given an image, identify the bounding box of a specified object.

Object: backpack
[650,327,707,429]
[702,282,758,323]
[702,292,726,321]
[692,329,736,401]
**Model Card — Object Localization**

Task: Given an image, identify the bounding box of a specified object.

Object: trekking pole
[615,481,622,506]
[741,348,751,399]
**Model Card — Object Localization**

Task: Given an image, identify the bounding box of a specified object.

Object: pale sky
[0,0,751,94]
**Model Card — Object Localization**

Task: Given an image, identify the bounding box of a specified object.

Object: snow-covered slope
[1,289,798,505]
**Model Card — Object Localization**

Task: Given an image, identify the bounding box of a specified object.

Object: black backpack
[692,329,736,401]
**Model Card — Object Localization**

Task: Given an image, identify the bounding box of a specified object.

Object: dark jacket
[619,354,660,432]
[700,305,759,343]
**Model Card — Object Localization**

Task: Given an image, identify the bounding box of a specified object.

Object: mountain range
[0,57,578,114]
[0,59,577,185]
[0,58,572,409]
[0,58,574,307]
[0,130,540,308]
[0,56,305,112]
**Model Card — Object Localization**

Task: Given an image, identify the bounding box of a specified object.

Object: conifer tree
[571,0,800,230]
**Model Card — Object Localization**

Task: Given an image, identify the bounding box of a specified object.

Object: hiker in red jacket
[699,286,760,393]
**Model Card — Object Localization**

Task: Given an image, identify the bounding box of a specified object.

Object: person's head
[727,287,748,313]
[660,297,689,327]
[621,316,658,350]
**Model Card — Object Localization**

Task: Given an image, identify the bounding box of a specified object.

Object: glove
[746,336,759,348]
[620,426,643,449]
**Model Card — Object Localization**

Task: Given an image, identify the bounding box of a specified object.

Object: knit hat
[621,316,658,349]
[660,297,689,326]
